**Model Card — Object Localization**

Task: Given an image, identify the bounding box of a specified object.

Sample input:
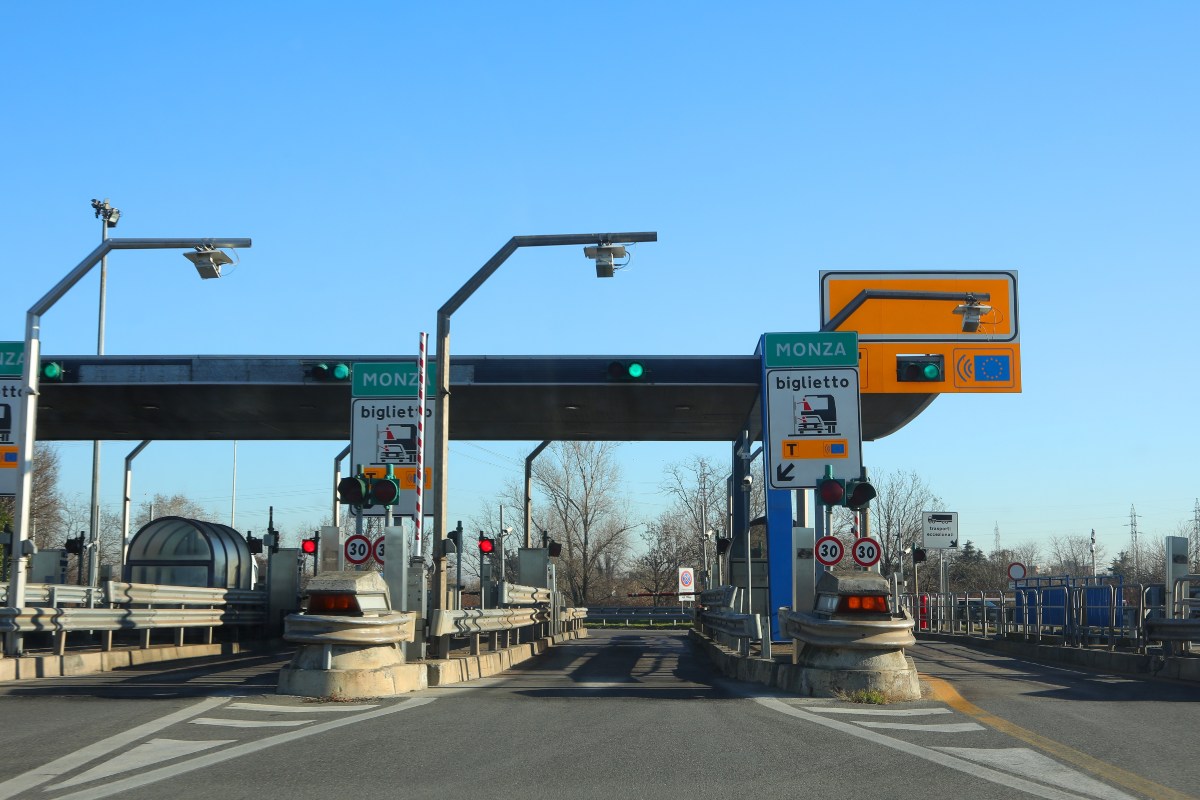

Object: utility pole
[1128,505,1140,583]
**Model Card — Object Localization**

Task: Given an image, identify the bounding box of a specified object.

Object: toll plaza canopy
[32,354,935,443]
[125,516,255,589]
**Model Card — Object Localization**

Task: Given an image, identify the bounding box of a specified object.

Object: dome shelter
[124,516,255,590]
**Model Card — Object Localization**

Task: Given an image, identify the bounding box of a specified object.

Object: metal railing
[901,576,1198,655]
[0,580,267,656]
[585,605,694,625]
[696,585,764,656]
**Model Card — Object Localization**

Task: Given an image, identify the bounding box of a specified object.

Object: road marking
[937,748,1142,800]
[47,739,233,791]
[0,696,228,800]
[806,706,952,716]
[47,696,436,800]
[190,717,311,728]
[225,702,378,713]
[856,721,985,733]
[923,676,1196,800]
[757,696,1123,800]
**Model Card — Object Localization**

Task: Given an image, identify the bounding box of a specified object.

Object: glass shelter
[124,517,254,589]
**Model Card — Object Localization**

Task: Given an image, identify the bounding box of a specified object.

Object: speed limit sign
[852,537,882,568]
[815,536,844,567]
[372,536,386,565]
[344,534,371,566]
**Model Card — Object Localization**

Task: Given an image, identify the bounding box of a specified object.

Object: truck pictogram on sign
[794,394,837,435]
[377,424,418,465]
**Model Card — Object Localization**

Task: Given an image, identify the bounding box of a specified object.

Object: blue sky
[4,3,1198,561]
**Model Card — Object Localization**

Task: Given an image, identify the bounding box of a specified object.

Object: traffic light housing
[246,533,264,555]
[65,533,84,555]
[337,475,371,507]
[444,527,462,555]
[606,360,647,381]
[547,539,562,558]
[371,472,400,506]
[312,362,350,382]
[478,532,495,555]
[817,477,847,506]
[40,362,64,381]
[845,478,877,511]
[912,547,927,563]
[715,537,732,555]
[896,355,945,382]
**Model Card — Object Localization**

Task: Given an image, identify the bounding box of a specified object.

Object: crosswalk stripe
[226,702,378,713]
[806,706,952,716]
[856,721,986,733]
[190,717,311,728]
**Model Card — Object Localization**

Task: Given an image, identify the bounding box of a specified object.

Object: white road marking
[0,696,229,800]
[190,717,311,728]
[225,702,378,713]
[856,721,986,733]
[806,706,953,716]
[47,739,233,791]
[934,748,1137,800]
[757,697,1119,800]
[48,696,437,800]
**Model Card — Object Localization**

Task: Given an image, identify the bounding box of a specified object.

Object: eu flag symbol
[974,355,1011,382]
[828,442,846,455]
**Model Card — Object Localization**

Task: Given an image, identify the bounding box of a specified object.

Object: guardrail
[1,580,268,656]
[585,606,693,625]
[497,582,552,606]
[901,577,1197,654]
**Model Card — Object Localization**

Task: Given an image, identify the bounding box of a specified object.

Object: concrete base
[793,646,921,699]
[426,630,584,687]
[0,643,254,683]
[277,642,426,699]
[690,629,921,700]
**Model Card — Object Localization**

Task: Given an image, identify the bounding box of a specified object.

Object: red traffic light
[337,476,369,505]
[845,479,877,511]
[818,477,846,506]
[301,538,318,555]
[371,477,400,506]
[478,535,495,554]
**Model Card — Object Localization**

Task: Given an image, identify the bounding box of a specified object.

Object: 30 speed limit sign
[344,534,372,566]
[815,536,844,567]
[852,537,882,568]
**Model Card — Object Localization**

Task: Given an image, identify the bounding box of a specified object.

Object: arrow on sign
[775,463,795,482]
[950,539,958,548]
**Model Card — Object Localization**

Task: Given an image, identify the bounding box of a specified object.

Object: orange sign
[363,465,432,490]
[821,271,1018,343]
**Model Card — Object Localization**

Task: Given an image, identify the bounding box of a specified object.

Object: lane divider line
[923,675,1197,800]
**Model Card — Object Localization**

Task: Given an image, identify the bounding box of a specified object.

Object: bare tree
[630,514,692,605]
[1047,534,1106,578]
[660,455,727,581]
[867,469,943,576]
[530,442,636,605]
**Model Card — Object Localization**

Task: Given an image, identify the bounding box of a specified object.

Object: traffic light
[478,532,495,555]
[40,362,64,381]
[312,362,350,381]
[845,478,877,511]
[606,360,647,381]
[337,475,371,507]
[371,469,400,506]
[65,533,84,555]
[444,526,462,555]
[912,547,927,563]
[547,539,562,558]
[301,532,320,571]
[817,476,846,506]
[715,537,732,555]
[896,355,945,382]
[246,533,264,555]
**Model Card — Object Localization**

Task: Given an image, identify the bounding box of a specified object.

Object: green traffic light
[922,363,940,380]
[331,363,350,381]
[627,362,645,379]
[41,362,63,381]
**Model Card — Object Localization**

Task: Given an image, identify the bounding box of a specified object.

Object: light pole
[4,236,251,656]
[524,440,551,549]
[87,199,119,586]
[430,232,657,655]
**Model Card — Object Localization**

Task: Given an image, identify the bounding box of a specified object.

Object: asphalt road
[0,632,1195,800]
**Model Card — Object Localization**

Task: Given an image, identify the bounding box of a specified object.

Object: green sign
[352,362,436,397]
[0,342,24,378]
[762,332,858,368]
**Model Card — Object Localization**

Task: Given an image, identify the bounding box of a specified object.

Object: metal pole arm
[822,289,991,332]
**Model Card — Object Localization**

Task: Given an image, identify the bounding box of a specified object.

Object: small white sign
[0,379,24,496]
[922,512,959,549]
[678,567,695,601]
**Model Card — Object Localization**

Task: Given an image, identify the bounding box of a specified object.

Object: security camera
[741,475,753,489]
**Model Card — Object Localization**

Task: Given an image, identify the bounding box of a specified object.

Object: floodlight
[184,246,234,279]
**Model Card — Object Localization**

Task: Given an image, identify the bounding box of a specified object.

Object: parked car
[955,599,1003,623]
